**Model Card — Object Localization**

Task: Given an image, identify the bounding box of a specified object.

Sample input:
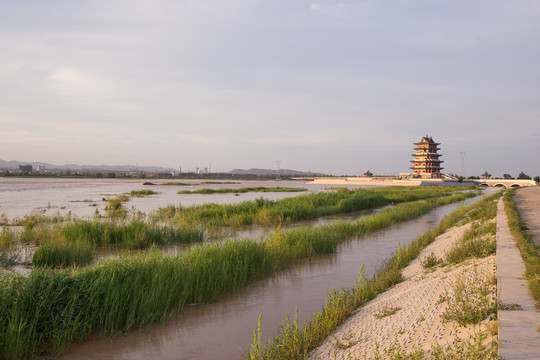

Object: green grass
[104,196,129,218]
[130,189,159,196]
[445,221,496,264]
[244,192,501,360]
[440,269,497,326]
[32,241,94,268]
[200,181,240,185]
[156,186,472,228]
[59,220,203,249]
[504,189,540,308]
[0,227,17,250]
[420,251,442,269]
[177,186,307,194]
[0,251,19,268]
[0,191,478,359]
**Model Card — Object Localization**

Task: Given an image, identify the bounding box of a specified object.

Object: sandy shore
[308,222,497,359]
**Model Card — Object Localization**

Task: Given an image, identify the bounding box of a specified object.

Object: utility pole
[460,152,466,178]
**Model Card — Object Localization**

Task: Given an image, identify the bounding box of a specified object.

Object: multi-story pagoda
[410,135,443,179]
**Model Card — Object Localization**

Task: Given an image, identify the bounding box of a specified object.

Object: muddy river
[0,178,488,359]
[60,196,488,360]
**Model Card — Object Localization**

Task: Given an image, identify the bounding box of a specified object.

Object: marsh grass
[60,220,203,249]
[177,186,307,194]
[105,196,128,218]
[32,241,94,268]
[159,187,471,228]
[130,189,159,196]
[201,181,240,185]
[503,189,540,307]
[0,192,478,360]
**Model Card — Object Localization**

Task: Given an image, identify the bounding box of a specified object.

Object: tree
[517,171,531,180]
[534,176,540,184]
[503,174,513,179]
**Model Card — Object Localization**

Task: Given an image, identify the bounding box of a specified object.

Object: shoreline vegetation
[0,187,479,359]
[245,192,501,359]
[145,181,241,186]
[503,189,540,307]
[176,186,308,194]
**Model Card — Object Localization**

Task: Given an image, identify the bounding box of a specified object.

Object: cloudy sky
[1,0,539,176]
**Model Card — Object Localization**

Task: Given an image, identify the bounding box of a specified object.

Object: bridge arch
[478,183,490,187]
[493,183,507,188]
[510,183,522,188]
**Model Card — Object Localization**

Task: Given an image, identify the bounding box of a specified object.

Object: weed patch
[440,269,496,326]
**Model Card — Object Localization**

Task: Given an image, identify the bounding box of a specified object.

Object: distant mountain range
[229,168,327,176]
[0,159,326,176]
[0,159,176,173]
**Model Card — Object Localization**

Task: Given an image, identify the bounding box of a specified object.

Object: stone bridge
[470,179,537,188]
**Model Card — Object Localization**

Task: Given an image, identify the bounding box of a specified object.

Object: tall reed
[59,220,203,249]
[32,241,94,268]
[0,191,478,359]
[155,187,471,228]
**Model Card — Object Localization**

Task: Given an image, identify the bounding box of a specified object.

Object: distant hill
[229,168,327,176]
[0,160,327,176]
[0,159,176,173]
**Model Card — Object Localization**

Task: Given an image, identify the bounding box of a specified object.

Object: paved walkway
[497,196,540,359]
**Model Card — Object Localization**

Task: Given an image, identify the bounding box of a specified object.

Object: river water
[0,178,345,221]
[59,194,488,359]
[0,178,487,359]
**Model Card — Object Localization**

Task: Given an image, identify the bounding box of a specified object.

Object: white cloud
[310,2,353,17]
[48,68,118,102]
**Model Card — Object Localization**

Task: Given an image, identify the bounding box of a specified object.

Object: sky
[1,0,539,177]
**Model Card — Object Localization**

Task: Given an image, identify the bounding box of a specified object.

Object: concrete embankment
[308,223,497,359]
[308,191,540,359]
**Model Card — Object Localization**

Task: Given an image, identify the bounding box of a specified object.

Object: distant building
[363,170,373,178]
[481,171,492,179]
[36,165,47,173]
[410,135,443,179]
[19,164,32,174]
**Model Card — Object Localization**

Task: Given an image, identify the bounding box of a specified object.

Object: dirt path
[513,187,540,246]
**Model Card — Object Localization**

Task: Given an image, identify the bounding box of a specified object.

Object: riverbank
[307,223,498,359]
[305,189,540,359]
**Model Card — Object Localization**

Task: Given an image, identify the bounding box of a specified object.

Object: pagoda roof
[413,135,440,146]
